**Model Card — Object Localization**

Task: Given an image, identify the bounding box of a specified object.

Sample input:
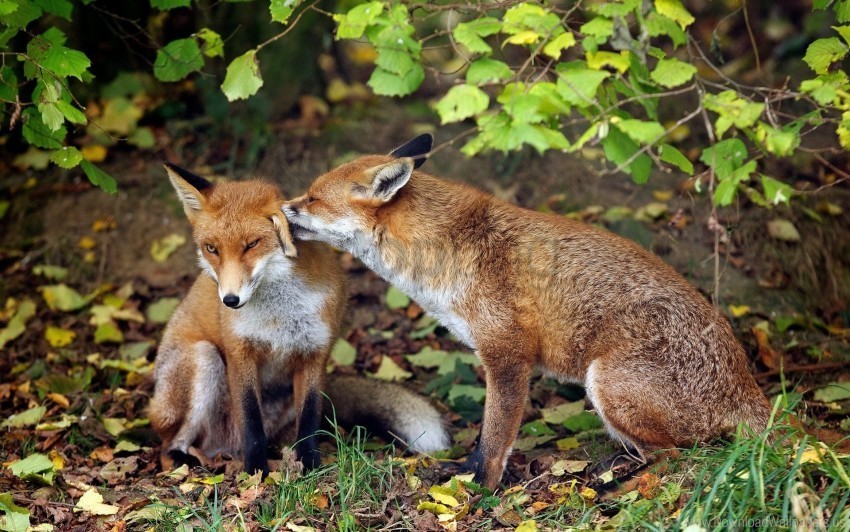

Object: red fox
[149,163,448,475]
[281,134,774,488]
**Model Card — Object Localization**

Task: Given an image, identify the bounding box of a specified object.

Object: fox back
[282,136,773,488]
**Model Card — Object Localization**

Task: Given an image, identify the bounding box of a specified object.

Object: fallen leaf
[92,216,116,232]
[813,382,850,403]
[751,326,778,370]
[47,392,70,408]
[371,356,412,381]
[40,284,90,311]
[146,297,180,324]
[515,520,538,532]
[638,473,661,499]
[550,459,589,476]
[78,236,96,250]
[555,437,580,451]
[540,402,584,424]
[94,322,124,344]
[32,265,68,281]
[652,190,673,201]
[0,492,30,531]
[330,339,356,366]
[767,219,800,242]
[74,488,119,515]
[729,305,750,318]
[150,233,187,263]
[45,326,76,348]
[2,406,46,429]
[0,300,36,350]
[385,286,410,310]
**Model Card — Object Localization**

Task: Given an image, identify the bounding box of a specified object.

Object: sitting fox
[281,134,774,488]
[149,163,448,475]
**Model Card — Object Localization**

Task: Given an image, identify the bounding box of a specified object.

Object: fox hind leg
[152,341,228,468]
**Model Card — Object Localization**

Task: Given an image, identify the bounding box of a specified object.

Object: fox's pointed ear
[389,133,432,169]
[271,213,298,258]
[360,158,414,202]
[164,163,212,219]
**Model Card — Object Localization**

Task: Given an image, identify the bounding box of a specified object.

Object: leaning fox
[149,164,448,475]
[282,134,774,488]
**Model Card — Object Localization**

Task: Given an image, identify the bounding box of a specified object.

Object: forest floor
[1,102,849,530]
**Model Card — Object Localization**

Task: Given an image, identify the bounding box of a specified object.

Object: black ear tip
[163,162,213,191]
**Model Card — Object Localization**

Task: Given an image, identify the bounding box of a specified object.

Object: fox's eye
[245,239,260,251]
[205,243,217,254]
[306,196,316,205]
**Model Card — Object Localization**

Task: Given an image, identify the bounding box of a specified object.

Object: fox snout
[222,294,240,308]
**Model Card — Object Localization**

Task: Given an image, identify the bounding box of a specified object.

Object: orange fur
[282,143,773,488]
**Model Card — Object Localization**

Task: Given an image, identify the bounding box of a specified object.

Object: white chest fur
[231,273,332,356]
[357,245,477,349]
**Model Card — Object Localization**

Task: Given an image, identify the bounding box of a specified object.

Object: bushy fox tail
[324,375,450,454]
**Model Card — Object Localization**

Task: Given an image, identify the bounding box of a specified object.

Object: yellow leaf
[370,355,412,382]
[102,417,127,437]
[49,450,65,471]
[555,437,580,450]
[83,251,96,264]
[47,392,70,408]
[516,520,538,532]
[81,144,108,163]
[652,190,674,201]
[92,217,116,232]
[150,233,187,263]
[800,446,824,464]
[729,305,750,318]
[586,51,629,73]
[579,486,597,500]
[417,501,454,515]
[428,485,461,507]
[505,31,539,45]
[74,487,119,515]
[78,236,96,250]
[45,326,76,348]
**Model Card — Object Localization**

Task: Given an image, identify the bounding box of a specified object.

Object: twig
[256,0,320,51]
[742,0,761,74]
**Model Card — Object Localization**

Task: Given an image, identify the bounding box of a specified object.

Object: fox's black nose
[222,294,240,308]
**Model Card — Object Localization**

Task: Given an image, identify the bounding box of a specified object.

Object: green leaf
[367,64,424,97]
[587,50,629,73]
[803,37,848,74]
[375,47,416,77]
[50,146,83,169]
[37,102,64,132]
[153,38,203,82]
[543,32,577,58]
[555,61,610,107]
[756,122,799,157]
[645,12,687,47]
[196,28,223,58]
[447,384,486,404]
[834,24,850,46]
[521,420,556,437]
[654,0,694,29]
[498,83,543,123]
[503,2,561,35]
[813,382,850,402]
[580,17,614,40]
[146,297,180,324]
[80,161,117,194]
[0,0,41,28]
[150,0,190,9]
[658,143,693,174]
[331,339,356,365]
[435,84,489,124]
[8,453,53,479]
[712,160,756,206]
[615,119,665,144]
[703,90,764,137]
[23,108,66,149]
[128,127,156,149]
[0,300,36,351]
[32,0,72,20]
[40,43,90,79]
[0,492,30,532]
[466,58,512,85]
[540,402,584,424]
[562,411,604,433]
[603,126,652,184]
[760,175,793,205]
[800,71,849,106]
[40,283,90,311]
[334,2,383,39]
[0,66,17,101]
[650,57,696,88]
[221,49,263,101]
[271,0,301,24]
[767,219,800,242]
[0,0,19,15]
[453,17,501,54]
[1,406,46,429]
[699,138,747,181]
[56,100,86,125]
[385,286,410,309]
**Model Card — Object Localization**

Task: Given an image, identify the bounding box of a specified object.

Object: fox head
[281,134,432,249]
[164,163,298,309]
